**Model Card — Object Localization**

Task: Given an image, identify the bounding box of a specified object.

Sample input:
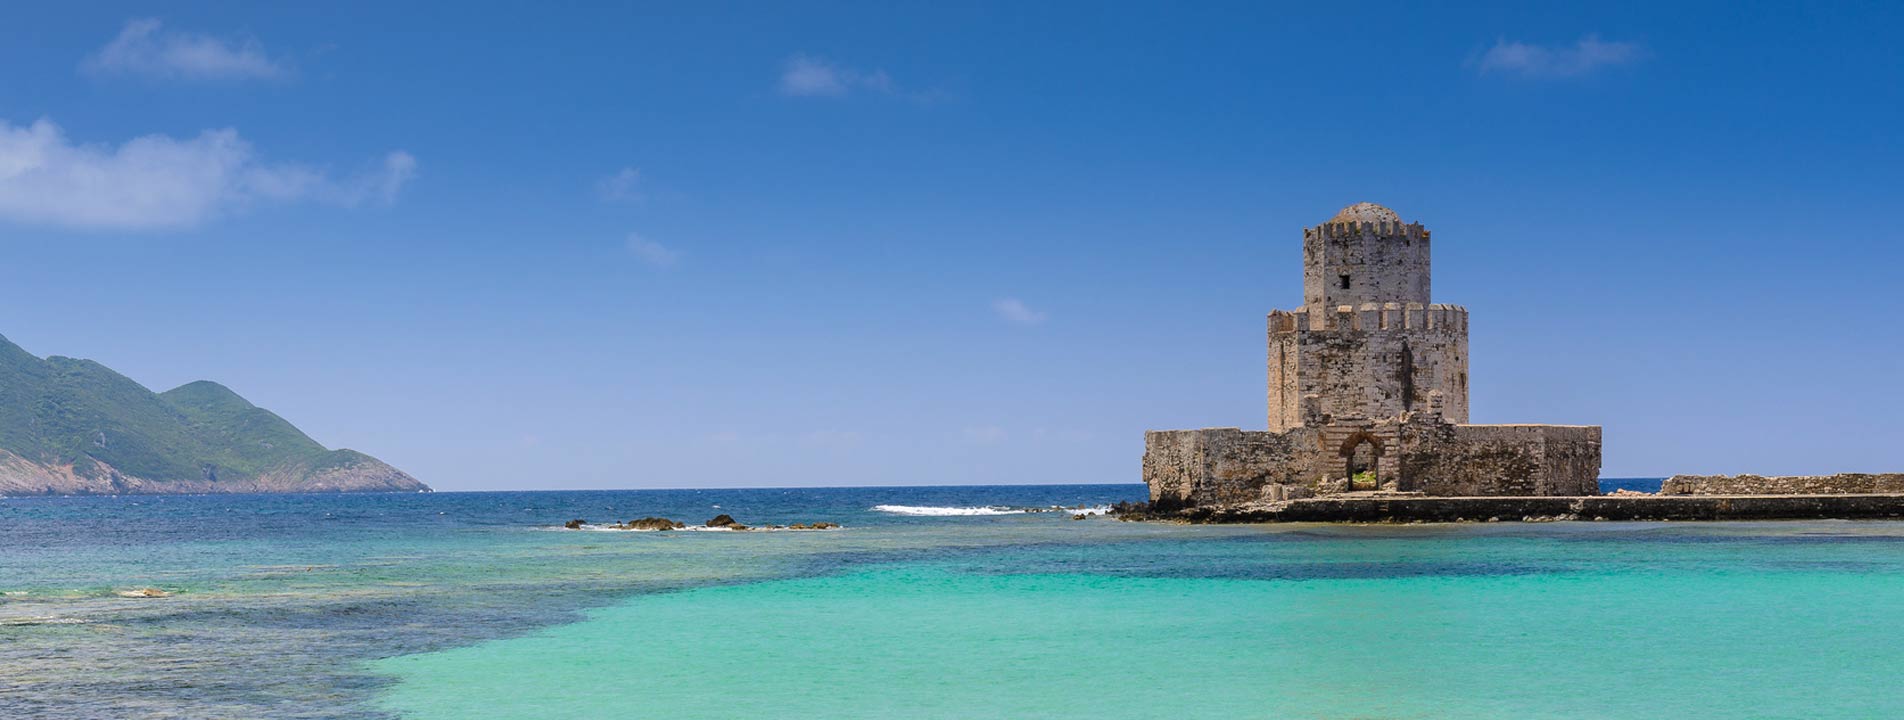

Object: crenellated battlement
[1302,221,1430,242]
[1269,303,1467,334]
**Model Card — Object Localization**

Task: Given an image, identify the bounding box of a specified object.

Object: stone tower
[1268,203,1469,431]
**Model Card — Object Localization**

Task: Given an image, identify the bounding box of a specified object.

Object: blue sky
[1,2,1899,490]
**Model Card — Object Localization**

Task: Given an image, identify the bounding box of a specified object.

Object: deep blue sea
[10,479,1904,719]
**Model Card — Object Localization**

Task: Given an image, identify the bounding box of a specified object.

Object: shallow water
[9,482,1904,719]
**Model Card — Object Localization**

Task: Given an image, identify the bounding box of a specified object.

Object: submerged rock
[563,519,588,529]
[116,588,171,598]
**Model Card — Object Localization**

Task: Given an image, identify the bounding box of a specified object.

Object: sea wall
[1171,494,1904,524]
[1660,473,1904,496]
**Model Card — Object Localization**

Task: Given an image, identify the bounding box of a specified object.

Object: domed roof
[1329,202,1402,225]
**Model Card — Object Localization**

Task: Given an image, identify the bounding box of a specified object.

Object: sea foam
[871,504,1113,517]
[872,505,1026,516]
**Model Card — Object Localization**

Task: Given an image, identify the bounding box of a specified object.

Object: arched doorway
[1339,432,1382,491]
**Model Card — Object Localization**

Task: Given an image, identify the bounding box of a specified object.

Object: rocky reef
[561,515,840,531]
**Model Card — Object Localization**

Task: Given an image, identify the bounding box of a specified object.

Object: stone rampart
[1142,428,1320,511]
[1397,424,1601,496]
[1660,474,1904,495]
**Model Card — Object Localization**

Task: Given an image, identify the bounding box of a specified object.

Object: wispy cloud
[596,167,643,204]
[960,426,1007,445]
[1476,35,1645,78]
[777,54,897,98]
[0,118,413,230]
[992,298,1048,326]
[625,232,680,268]
[83,18,287,81]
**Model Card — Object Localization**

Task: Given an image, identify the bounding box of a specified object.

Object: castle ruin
[1143,203,1602,509]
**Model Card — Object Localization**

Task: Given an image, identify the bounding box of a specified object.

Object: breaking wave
[872,504,1113,517]
[872,505,1025,516]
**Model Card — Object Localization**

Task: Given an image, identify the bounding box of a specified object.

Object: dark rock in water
[563,519,588,529]
[726,524,750,531]
[705,514,739,528]
[1109,501,1151,521]
[1071,513,1087,520]
[622,517,683,531]
[810,521,837,530]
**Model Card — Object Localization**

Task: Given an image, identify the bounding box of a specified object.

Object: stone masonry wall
[1142,422,1602,507]
[1395,423,1600,496]
[1268,304,1469,431]
[1302,221,1431,310]
[1660,474,1904,495]
[1143,428,1321,510]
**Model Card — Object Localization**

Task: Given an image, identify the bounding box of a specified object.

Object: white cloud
[597,167,643,204]
[777,54,897,98]
[992,298,1048,326]
[1477,35,1644,78]
[625,232,680,268]
[83,18,287,81]
[961,426,1007,445]
[0,118,415,230]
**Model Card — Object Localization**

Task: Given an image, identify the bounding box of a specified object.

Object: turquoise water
[9,484,1904,718]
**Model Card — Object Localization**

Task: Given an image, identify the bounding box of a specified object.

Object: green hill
[0,334,427,495]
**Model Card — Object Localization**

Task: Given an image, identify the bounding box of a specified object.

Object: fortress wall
[1660,473,1904,495]
[1269,304,1469,430]
[1539,427,1605,496]
[1143,428,1321,510]
[1397,423,1601,496]
[1143,422,1602,505]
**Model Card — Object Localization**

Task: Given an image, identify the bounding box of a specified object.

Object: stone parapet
[1269,303,1467,334]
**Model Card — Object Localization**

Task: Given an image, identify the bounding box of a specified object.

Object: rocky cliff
[0,334,427,496]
